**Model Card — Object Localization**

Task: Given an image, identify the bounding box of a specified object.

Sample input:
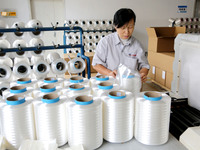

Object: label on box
[152,66,155,74]
[162,71,166,79]
[177,5,187,13]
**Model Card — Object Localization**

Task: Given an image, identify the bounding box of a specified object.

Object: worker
[92,8,150,82]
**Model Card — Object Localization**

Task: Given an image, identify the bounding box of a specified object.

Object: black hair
[113,8,136,28]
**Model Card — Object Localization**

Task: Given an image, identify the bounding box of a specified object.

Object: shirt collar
[113,32,133,46]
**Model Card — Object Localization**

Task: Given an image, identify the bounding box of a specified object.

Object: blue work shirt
[92,32,150,72]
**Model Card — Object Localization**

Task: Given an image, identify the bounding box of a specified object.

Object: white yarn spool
[0,95,36,150]
[33,84,62,99]
[10,78,38,89]
[33,94,68,146]
[135,91,171,145]
[102,90,134,143]
[0,39,11,58]
[11,22,25,38]
[62,84,91,98]
[68,57,86,74]
[105,20,113,30]
[13,58,31,78]
[26,19,43,37]
[0,82,10,98]
[90,75,116,87]
[33,60,50,79]
[47,52,68,75]
[46,52,60,64]
[19,139,58,150]
[67,95,103,150]
[37,77,65,88]
[2,85,34,100]
[0,57,13,67]
[92,81,119,97]
[28,38,44,57]
[64,76,90,87]
[120,73,141,95]
[86,20,94,30]
[0,20,8,39]
[0,64,12,82]
[12,39,28,58]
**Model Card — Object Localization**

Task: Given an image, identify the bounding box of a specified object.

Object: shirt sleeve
[136,42,150,70]
[92,38,108,67]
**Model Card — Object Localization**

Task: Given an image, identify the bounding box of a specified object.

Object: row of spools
[169,18,200,33]
[0,73,171,150]
[0,51,86,82]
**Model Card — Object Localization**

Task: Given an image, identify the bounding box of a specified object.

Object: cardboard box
[148,65,156,80]
[146,27,186,52]
[148,51,175,73]
[166,71,173,89]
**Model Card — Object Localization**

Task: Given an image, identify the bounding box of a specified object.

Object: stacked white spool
[11,22,25,38]
[90,75,116,87]
[62,84,91,98]
[0,95,35,150]
[67,95,103,149]
[26,19,43,37]
[68,57,86,74]
[92,81,119,97]
[31,56,50,79]
[0,20,8,39]
[102,90,134,143]
[46,52,68,77]
[33,93,68,147]
[13,57,31,79]
[3,85,34,100]
[28,38,45,57]
[0,57,13,82]
[10,78,38,89]
[11,39,28,58]
[0,39,11,58]
[120,73,141,96]
[135,91,171,145]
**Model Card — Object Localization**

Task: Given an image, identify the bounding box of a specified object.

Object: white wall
[65,0,195,51]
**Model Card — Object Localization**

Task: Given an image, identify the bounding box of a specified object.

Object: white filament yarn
[18,139,58,150]
[2,85,34,100]
[11,22,25,38]
[102,90,134,143]
[26,19,43,37]
[68,57,86,74]
[12,39,28,58]
[33,60,50,79]
[0,39,11,58]
[67,95,103,150]
[29,38,44,57]
[90,75,116,87]
[92,82,119,97]
[33,94,68,146]
[33,84,62,99]
[120,73,141,95]
[13,60,31,78]
[0,64,12,82]
[64,76,90,87]
[46,52,60,64]
[37,77,65,88]
[135,91,171,145]
[50,58,68,75]
[0,20,8,39]
[0,95,36,150]
[62,84,91,98]
[0,82,10,98]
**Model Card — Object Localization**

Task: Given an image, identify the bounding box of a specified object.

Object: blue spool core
[10,86,27,94]
[40,85,56,93]
[44,77,58,83]
[98,82,113,90]
[6,95,25,105]
[42,94,60,103]
[96,75,109,81]
[122,74,135,78]
[75,96,93,105]
[70,76,84,83]
[17,78,32,84]
[143,92,162,101]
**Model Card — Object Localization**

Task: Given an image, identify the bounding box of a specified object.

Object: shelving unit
[0,25,91,78]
